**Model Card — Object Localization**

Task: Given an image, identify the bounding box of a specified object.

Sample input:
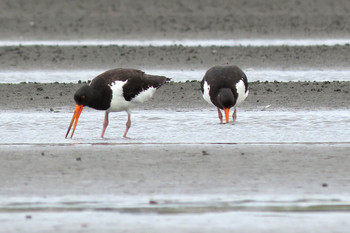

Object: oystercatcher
[65,68,168,138]
[200,65,249,123]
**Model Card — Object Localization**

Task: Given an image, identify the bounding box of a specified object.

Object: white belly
[235,80,249,107]
[202,81,214,105]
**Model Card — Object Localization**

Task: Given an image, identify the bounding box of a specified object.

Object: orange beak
[65,105,83,138]
[224,108,230,123]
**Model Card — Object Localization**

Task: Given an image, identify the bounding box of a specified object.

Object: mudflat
[1,0,349,39]
[1,0,350,232]
[1,45,349,70]
[1,144,350,197]
[1,80,350,111]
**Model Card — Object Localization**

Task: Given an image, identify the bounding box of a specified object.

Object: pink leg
[232,108,237,122]
[217,108,223,124]
[123,112,131,138]
[101,111,109,138]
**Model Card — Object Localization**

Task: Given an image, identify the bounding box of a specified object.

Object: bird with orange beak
[66,68,167,138]
[200,65,249,123]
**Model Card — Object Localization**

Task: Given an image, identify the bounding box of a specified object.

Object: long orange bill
[224,108,230,123]
[65,105,84,138]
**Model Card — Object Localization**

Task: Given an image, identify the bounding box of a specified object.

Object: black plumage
[201,65,249,123]
[66,68,168,138]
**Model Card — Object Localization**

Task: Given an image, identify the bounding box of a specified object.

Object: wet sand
[1,45,350,70]
[1,81,349,111]
[1,0,349,72]
[1,0,350,232]
[1,0,350,40]
[1,144,350,197]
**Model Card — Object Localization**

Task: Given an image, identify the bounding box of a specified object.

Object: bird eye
[81,95,86,100]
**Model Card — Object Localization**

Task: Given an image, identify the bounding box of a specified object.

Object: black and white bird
[200,65,249,123]
[66,68,168,138]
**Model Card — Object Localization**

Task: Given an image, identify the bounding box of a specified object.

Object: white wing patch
[108,80,132,112]
[131,87,156,103]
[202,81,214,105]
[235,79,249,107]
[108,80,157,112]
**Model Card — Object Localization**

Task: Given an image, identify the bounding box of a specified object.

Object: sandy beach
[1,0,350,232]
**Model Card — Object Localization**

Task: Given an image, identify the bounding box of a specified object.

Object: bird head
[73,85,92,106]
[217,88,235,123]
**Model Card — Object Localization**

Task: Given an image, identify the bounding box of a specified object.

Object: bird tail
[144,75,170,88]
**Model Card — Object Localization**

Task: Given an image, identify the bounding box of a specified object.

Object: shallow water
[2,210,350,232]
[2,194,350,213]
[1,69,349,83]
[0,38,349,47]
[1,194,350,232]
[0,109,349,145]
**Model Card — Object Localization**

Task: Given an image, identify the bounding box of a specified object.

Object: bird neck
[216,88,235,109]
[87,86,111,110]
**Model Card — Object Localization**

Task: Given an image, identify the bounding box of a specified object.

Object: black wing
[203,65,247,90]
[92,68,167,101]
